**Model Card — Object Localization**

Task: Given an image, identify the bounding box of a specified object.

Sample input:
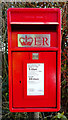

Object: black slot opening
[11,24,57,32]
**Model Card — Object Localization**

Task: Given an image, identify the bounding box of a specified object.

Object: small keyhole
[19,81,21,83]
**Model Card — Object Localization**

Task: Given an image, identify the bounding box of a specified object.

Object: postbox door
[12,51,56,108]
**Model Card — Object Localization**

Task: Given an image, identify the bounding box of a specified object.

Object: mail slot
[7,8,61,112]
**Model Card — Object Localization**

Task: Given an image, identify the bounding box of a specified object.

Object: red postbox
[7,8,61,112]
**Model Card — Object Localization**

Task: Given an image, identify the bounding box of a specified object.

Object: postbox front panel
[8,8,61,112]
[12,52,56,108]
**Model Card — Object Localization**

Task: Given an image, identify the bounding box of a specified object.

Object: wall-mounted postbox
[7,8,61,112]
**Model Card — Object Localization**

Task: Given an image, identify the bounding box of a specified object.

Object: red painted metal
[7,8,61,112]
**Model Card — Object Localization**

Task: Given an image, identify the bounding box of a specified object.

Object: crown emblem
[19,35,33,46]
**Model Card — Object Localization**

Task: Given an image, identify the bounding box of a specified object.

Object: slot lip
[10,22,59,25]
